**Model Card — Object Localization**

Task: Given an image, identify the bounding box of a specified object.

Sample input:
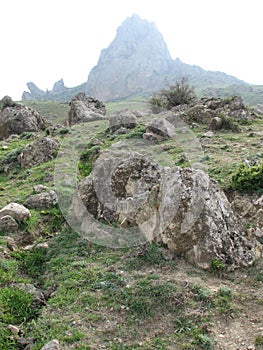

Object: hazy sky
[1,0,262,100]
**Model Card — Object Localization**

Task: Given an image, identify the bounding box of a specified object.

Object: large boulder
[109,111,138,133]
[68,93,106,126]
[77,151,257,269]
[18,137,60,168]
[0,96,49,140]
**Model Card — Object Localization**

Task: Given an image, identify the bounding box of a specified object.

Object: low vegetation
[149,77,196,110]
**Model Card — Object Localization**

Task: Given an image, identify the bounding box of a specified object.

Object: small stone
[8,324,21,335]
[40,340,61,350]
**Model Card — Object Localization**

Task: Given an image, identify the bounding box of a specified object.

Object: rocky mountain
[22,79,86,102]
[85,14,250,101]
[22,14,263,105]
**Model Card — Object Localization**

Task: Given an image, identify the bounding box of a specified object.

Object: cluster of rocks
[166,95,258,131]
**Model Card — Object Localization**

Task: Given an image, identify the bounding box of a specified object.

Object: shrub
[231,162,263,194]
[150,77,196,110]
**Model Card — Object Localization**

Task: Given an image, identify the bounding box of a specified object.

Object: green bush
[231,162,263,194]
[150,77,196,110]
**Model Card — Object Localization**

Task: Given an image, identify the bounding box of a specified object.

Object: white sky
[0,0,262,100]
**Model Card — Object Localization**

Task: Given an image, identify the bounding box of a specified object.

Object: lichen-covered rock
[0,96,49,140]
[77,151,256,269]
[0,203,30,222]
[68,93,106,126]
[18,137,60,168]
[24,190,58,209]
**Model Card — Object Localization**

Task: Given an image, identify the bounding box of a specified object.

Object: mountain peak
[87,14,172,100]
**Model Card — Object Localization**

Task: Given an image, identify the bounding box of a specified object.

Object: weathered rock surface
[18,137,60,168]
[144,117,175,141]
[0,96,48,140]
[0,203,30,222]
[77,151,257,269]
[24,190,58,209]
[68,93,106,126]
[109,111,139,133]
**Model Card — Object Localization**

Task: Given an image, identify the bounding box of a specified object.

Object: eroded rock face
[0,97,48,140]
[68,93,106,126]
[18,137,60,168]
[77,151,257,269]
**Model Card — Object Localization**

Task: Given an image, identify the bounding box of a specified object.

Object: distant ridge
[22,14,263,105]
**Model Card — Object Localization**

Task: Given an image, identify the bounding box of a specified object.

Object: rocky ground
[0,95,262,350]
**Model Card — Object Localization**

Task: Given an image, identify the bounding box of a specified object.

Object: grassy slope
[0,100,263,349]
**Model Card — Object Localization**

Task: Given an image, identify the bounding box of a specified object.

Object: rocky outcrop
[0,96,48,140]
[18,137,60,168]
[77,150,257,269]
[22,80,87,102]
[68,93,106,126]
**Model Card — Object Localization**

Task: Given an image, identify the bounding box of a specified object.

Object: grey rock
[24,190,58,209]
[18,137,60,168]
[77,151,256,269]
[109,111,138,132]
[33,185,49,193]
[0,97,49,140]
[0,215,19,232]
[145,117,175,139]
[0,203,30,222]
[68,93,106,126]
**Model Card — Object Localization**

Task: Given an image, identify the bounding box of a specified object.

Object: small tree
[150,77,196,110]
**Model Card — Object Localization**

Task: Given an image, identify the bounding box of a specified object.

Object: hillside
[0,96,263,349]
